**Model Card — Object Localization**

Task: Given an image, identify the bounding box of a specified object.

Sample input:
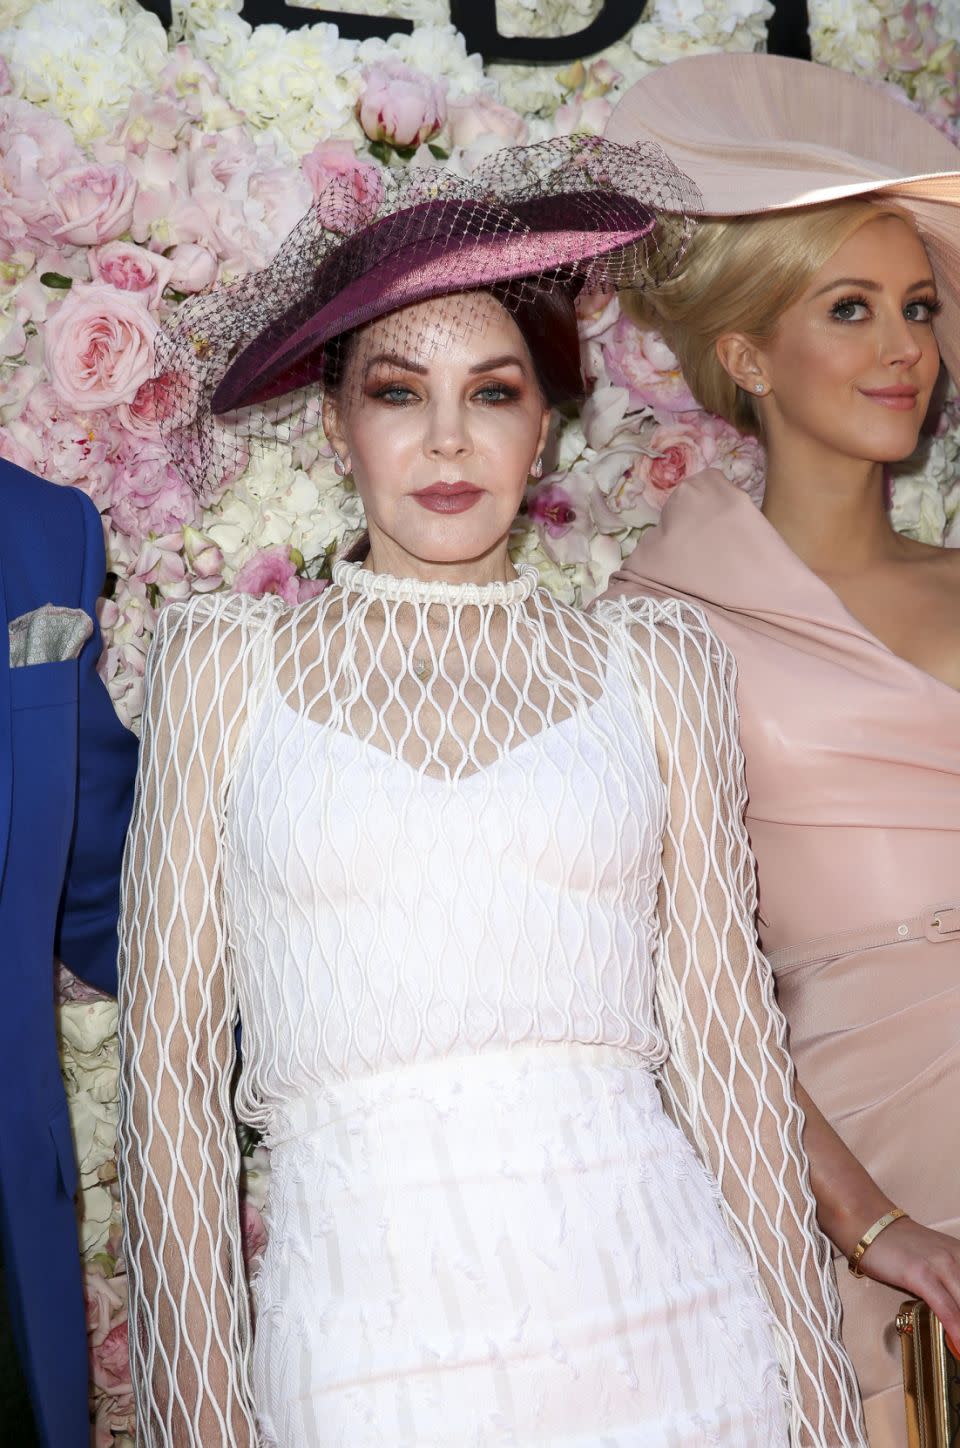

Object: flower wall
[1,0,958,1440]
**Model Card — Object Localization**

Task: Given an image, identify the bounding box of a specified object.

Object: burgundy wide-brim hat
[213,189,661,414]
[605,52,960,381]
[157,135,701,494]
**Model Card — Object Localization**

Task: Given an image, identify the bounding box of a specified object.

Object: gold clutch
[896,1299,960,1448]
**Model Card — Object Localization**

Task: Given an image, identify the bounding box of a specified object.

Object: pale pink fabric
[605,468,960,1448]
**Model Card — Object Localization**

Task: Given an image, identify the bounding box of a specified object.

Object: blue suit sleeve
[55,490,138,995]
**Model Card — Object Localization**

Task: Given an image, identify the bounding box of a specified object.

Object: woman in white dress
[117,141,865,1447]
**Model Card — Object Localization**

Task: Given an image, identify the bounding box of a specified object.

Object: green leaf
[40,271,73,290]
[368,140,392,165]
[428,144,450,161]
[164,286,189,303]
[393,144,418,161]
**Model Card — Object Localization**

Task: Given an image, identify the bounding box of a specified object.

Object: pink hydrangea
[44,281,158,412]
[604,317,698,415]
[357,61,447,149]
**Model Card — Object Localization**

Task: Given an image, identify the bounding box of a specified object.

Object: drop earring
[333,453,348,477]
[531,456,543,479]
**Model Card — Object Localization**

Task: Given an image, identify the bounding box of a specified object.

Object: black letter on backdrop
[132,0,812,68]
[450,0,646,63]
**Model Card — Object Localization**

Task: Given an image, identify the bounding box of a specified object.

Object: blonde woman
[605,54,960,1445]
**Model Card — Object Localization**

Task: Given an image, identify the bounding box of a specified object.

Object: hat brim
[605,53,960,383]
[212,192,657,414]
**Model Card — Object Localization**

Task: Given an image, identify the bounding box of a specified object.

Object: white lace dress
[118,562,866,1448]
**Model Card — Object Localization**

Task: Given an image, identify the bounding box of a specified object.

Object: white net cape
[117,576,867,1446]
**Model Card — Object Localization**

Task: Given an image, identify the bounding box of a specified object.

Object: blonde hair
[627,200,916,437]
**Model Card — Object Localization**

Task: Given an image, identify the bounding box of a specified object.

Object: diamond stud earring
[754,382,766,395]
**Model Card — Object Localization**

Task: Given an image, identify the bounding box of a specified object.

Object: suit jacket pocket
[48,1102,79,1201]
[9,658,78,712]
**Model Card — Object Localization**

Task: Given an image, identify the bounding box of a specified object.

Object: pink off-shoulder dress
[606,468,960,1447]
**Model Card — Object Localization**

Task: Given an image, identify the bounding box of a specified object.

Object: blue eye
[830,295,871,322]
[474,383,520,404]
[905,296,942,323]
[374,384,417,405]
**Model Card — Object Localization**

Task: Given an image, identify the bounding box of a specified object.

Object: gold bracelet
[848,1207,909,1277]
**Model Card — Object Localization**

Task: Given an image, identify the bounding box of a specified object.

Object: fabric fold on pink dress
[606,467,960,1448]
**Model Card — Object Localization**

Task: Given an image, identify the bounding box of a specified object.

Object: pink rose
[115,369,177,439]
[183,525,224,589]
[604,319,698,415]
[51,162,137,246]
[89,241,172,307]
[302,140,384,231]
[446,94,528,149]
[636,419,719,510]
[91,1320,131,1395]
[357,62,447,149]
[45,281,157,411]
[527,482,577,538]
[166,241,218,293]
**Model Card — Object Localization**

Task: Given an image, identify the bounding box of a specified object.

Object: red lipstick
[859,385,919,411]
[410,481,483,514]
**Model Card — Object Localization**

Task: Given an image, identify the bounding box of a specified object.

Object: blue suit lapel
[0,556,11,891]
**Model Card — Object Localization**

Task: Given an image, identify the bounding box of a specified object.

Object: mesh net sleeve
[597,596,868,1448]
[117,593,274,1446]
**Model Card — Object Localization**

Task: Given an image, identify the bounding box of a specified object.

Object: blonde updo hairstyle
[626,199,918,438]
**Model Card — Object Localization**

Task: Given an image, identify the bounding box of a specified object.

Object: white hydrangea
[631,0,772,63]
[890,432,960,543]
[359,23,488,100]
[808,0,884,75]
[203,445,364,578]
[187,13,361,152]
[0,0,169,144]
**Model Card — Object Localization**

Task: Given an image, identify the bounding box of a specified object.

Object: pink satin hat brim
[605,52,960,382]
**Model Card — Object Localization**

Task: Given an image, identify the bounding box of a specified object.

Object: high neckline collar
[333,560,539,607]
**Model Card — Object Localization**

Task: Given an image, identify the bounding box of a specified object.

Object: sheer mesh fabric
[118,571,866,1446]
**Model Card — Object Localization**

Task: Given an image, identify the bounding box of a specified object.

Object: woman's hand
[857,1215,960,1356]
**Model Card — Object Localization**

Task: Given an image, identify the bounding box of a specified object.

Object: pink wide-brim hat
[605,52,960,380]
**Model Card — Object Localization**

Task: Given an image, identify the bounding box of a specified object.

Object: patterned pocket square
[8,604,93,668]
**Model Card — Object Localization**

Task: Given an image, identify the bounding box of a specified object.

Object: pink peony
[109,437,198,538]
[182,526,224,589]
[446,94,528,149]
[166,241,217,292]
[635,419,720,510]
[234,545,325,605]
[604,318,698,415]
[45,281,157,411]
[50,163,137,247]
[89,241,172,307]
[527,481,578,538]
[357,62,447,149]
[302,140,384,231]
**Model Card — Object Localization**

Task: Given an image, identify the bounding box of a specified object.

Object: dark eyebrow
[811,275,937,298]
[363,351,428,376]
[468,353,528,374]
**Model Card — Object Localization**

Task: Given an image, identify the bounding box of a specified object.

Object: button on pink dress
[606,468,960,1448]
